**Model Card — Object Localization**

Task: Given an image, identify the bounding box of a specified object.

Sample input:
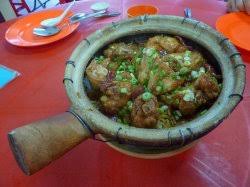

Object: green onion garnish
[136,57,142,64]
[128,65,135,73]
[115,74,123,81]
[199,109,207,116]
[108,63,115,69]
[173,110,182,120]
[179,67,190,75]
[127,101,133,111]
[142,92,152,101]
[100,95,108,102]
[159,70,166,77]
[159,105,168,113]
[120,87,128,94]
[185,50,192,56]
[131,77,138,85]
[156,86,162,92]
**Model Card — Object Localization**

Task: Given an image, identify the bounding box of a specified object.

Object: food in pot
[84,35,222,129]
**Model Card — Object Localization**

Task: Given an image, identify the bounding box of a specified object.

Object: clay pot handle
[8,112,91,175]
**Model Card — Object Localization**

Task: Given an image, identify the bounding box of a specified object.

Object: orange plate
[127,5,158,18]
[5,9,80,47]
[216,12,250,51]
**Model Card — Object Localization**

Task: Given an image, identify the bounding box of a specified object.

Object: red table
[0,0,250,186]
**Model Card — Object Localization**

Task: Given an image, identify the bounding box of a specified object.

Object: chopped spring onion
[184,56,191,61]
[173,110,182,120]
[108,63,115,68]
[130,73,138,85]
[95,55,105,63]
[163,82,171,91]
[171,72,181,80]
[199,109,207,116]
[100,95,108,102]
[174,99,180,105]
[191,67,206,79]
[159,105,168,113]
[175,55,183,61]
[127,101,133,111]
[156,121,164,129]
[128,65,135,73]
[184,60,191,65]
[199,67,205,74]
[117,66,125,71]
[136,57,142,64]
[183,89,195,102]
[166,95,172,99]
[152,53,158,59]
[156,86,162,92]
[120,87,128,94]
[142,92,152,101]
[191,70,199,79]
[131,77,138,85]
[116,70,124,75]
[121,62,127,66]
[115,74,123,81]
[179,67,190,75]
[159,70,166,77]
[143,48,156,57]
[185,50,192,56]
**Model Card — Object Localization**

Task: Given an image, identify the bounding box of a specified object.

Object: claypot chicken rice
[84,35,221,129]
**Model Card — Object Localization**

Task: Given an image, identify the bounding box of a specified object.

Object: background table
[0,0,250,186]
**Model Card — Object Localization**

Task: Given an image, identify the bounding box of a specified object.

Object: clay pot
[8,15,245,175]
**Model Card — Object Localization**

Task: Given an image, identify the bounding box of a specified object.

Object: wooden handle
[8,112,91,175]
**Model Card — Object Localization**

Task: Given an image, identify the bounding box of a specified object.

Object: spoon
[40,0,75,28]
[33,11,120,37]
[70,10,120,23]
[33,26,61,37]
[90,2,110,12]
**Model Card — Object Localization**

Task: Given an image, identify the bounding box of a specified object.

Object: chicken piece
[195,90,208,106]
[100,81,133,114]
[158,61,175,75]
[86,58,110,89]
[194,73,220,100]
[143,56,176,94]
[107,61,120,71]
[131,95,159,128]
[137,50,170,87]
[177,82,219,115]
[162,56,182,72]
[146,35,187,53]
[145,58,184,95]
[160,77,185,93]
[185,51,206,70]
[137,55,150,84]
[161,87,198,116]
[163,77,184,92]
[147,73,159,92]
[104,42,140,60]
[178,100,197,115]
[163,50,205,71]
[148,75,184,96]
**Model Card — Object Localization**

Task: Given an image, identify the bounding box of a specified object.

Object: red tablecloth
[0,0,250,186]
